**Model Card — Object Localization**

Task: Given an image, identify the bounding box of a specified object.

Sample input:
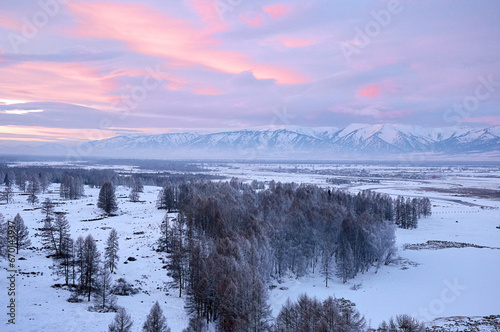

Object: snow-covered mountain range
[74,124,500,160]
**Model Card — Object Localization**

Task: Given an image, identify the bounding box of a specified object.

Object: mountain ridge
[2,124,500,160]
[76,124,500,160]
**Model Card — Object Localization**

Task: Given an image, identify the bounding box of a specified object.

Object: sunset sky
[0,0,499,145]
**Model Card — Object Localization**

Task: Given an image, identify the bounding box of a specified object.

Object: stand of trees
[394,196,432,229]
[156,180,430,330]
[274,295,366,332]
[156,183,179,211]
[60,175,85,200]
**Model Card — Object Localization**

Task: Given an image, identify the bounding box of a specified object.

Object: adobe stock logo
[7,0,68,53]
[340,0,403,63]
[443,74,500,125]
[413,278,466,322]
[213,0,244,20]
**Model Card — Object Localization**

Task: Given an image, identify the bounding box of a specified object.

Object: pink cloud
[279,37,316,48]
[0,13,20,30]
[0,61,117,106]
[187,0,226,33]
[240,13,263,27]
[263,4,291,19]
[0,125,116,142]
[358,85,381,98]
[194,87,223,95]
[68,1,307,84]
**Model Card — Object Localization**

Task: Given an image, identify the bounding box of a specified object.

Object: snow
[1,185,189,332]
[1,162,500,331]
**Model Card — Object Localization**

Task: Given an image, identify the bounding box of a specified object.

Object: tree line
[0,165,222,206]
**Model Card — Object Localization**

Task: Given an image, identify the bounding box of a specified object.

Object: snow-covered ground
[268,203,500,329]
[1,162,500,331]
[1,185,189,332]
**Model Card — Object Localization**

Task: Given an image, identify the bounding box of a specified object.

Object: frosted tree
[98,182,118,214]
[142,301,171,332]
[4,171,15,187]
[26,175,40,205]
[157,213,170,252]
[81,234,101,301]
[13,213,31,252]
[105,228,119,273]
[168,214,187,297]
[40,173,50,193]
[54,214,71,258]
[321,246,334,288]
[336,240,354,284]
[275,295,365,332]
[421,198,432,217]
[3,172,10,186]
[156,185,177,211]
[41,198,55,222]
[58,236,75,285]
[41,214,60,256]
[134,177,144,192]
[129,187,140,202]
[93,264,117,312]
[1,183,14,204]
[182,317,209,332]
[109,307,134,332]
[379,314,425,332]
[75,236,85,292]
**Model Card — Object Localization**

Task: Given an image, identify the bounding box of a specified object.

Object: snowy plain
[1,162,499,331]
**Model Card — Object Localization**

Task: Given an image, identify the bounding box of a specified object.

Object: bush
[111,278,139,296]
[379,314,425,332]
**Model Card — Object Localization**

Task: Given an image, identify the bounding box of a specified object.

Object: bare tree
[129,187,140,202]
[93,264,117,311]
[26,175,40,205]
[1,183,14,204]
[105,228,119,273]
[13,213,31,252]
[109,307,134,332]
[143,301,171,332]
[41,217,59,256]
[82,234,101,301]
[41,198,55,221]
[54,214,71,258]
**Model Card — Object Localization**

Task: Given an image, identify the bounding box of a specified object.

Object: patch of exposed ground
[403,240,500,251]
[428,315,500,332]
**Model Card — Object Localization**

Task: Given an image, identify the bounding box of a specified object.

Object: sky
[0,0,499,145]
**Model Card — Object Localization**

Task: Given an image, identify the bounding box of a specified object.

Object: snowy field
[1,162,500,331]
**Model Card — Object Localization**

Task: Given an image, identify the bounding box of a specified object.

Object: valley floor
[1,162,499,331]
